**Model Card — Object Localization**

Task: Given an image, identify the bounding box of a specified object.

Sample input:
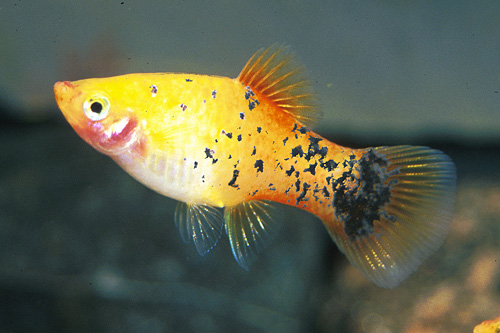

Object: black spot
[312,187,320,201]
[305,136,327,161]
[332,149,399,241]
[254,159,264,173]
[228,170,239,188]
[237,134,242,141]
[257,127,262,133]
[251,146,256,156]
[185,79,193,82]
[244,86,255,99]
[296,182,310,205]
[321,159,338,172]
[283,137,289,146]
[194,161,198,169]
[322,186,330,197]
[291,145,304,158]
[212,90,217,98]
[245,86,259,110]
[248,100,258,110]
[295,179,301,192]
[212,158,218,164]
[285,165,295,176]
[204,148,213,159]
[291,123,309,135]
[239,112,245,120]
[228,155,232,159]
[226,132,233,139]
[304,161,318,175]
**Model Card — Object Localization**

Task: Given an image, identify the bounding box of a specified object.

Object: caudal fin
[325,146,456,288]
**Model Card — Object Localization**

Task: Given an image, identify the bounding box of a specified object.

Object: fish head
[54,78,144,156]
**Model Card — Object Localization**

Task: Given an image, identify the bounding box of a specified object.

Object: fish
[54,45,456,288]
[474,314,500,333]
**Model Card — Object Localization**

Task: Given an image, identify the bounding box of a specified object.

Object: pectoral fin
[174,202,224,256]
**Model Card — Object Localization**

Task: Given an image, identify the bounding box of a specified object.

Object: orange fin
[325,146,456,288]
[237,44,319,127]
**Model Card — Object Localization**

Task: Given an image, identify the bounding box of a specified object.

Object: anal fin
[224,200,283,270]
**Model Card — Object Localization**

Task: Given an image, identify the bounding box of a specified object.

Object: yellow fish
[54,45,456,288]
[475,314,500,333]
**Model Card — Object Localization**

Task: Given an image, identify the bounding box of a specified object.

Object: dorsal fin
[237,44,319,127]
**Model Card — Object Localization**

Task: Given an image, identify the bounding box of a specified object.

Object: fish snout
[54,81,75,103]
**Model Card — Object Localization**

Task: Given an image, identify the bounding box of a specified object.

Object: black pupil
[90,101,103,114]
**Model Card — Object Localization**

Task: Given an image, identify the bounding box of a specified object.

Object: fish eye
[83,94,110,121]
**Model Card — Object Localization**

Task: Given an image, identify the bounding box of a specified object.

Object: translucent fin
[174,202,224,256]
[237,44,319,127]
[224,200,283,270]
[325,146,456,288]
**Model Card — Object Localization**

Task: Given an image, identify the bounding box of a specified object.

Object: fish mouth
[54,81,82,125]
[54,81,75,104]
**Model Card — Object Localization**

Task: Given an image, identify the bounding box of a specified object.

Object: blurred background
[1,1,499,332]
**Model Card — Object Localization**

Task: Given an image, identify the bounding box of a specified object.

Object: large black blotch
[332,149,398,241]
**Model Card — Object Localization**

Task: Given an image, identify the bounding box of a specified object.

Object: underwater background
[1,1,499,332]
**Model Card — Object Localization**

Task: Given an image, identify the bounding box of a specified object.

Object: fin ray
[174,202,224,256]
[325,146,456,288]
[237,44,319,127]
[224,200,283,270]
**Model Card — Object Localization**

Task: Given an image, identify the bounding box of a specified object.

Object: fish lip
[54,81,82,126]
[54,81,74,103]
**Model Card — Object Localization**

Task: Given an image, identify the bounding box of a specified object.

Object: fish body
[54,45,456,288]
[474,314,500,333]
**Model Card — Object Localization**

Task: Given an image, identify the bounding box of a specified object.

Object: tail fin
[325,146,456,288]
